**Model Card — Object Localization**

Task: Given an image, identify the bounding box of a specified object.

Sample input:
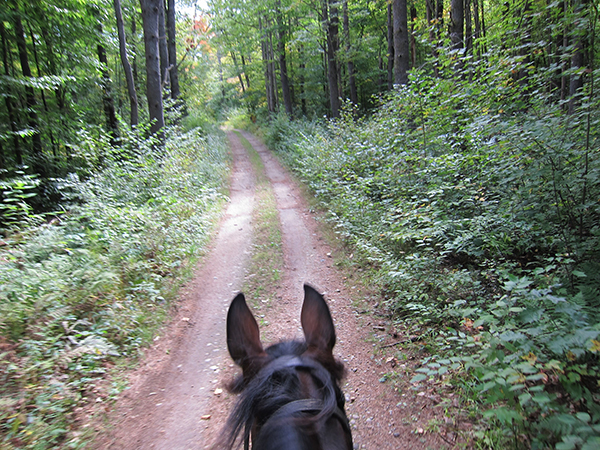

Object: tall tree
[450,0,464,51]
[166,0,181,101]
[92,6,119,145]
[393,0,409,85]
[259,15,278,113]
[158,0,169,90]
[343,0,358,105]
[114,0,139,126]
[140,0,165,138]
[13,11,43,161]
[387,2,394,89]
[324,0,341,117]
[0,20,21,165]
[275,0,293,117]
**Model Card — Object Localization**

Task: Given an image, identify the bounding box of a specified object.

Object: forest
[0,0,599,448]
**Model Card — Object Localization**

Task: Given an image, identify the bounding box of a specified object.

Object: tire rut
[94,130,445,450]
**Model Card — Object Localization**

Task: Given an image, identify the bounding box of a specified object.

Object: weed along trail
[200,131,448,450]
[95,130,446,449]
[92,132,256,449]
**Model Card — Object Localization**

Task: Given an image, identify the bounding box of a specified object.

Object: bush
[264,65,600,447]
[0,125,228,448]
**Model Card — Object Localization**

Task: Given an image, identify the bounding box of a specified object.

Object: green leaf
[410,374,427,383]
[483,407,524,425]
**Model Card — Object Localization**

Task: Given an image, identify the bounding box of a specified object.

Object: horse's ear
[301,284,336,355]
[227,293,265,366]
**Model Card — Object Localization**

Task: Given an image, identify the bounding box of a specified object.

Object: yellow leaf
[589,339,600,353]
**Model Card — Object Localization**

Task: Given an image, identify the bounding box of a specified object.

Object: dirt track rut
[93,131,444,450]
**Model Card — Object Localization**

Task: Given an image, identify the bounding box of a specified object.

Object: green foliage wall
[264,48,600,447]
[0,127,228,448]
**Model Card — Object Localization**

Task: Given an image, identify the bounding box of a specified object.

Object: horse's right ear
[301,284,336,357]
[227,293,265,366]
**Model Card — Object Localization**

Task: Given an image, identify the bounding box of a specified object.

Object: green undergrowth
[0,126,229,449]
[261,60,600,449]
[233,131,283,312]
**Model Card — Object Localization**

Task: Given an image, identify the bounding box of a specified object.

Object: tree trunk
[299,44,307,115]
[231,52,246,93]
[158,0,169,90]
[465,0,472,55]
[426,0,440,77]
[259,16,276,113]
[96,20,120,145]
[472,0,482,58]
[568,35,585,114]
[0,21,21,165]
[132,17,139,90]
[276,0,293,117]
[324,0,341,117]
[13,13,43,160]
[567,0,588,114]
[393,0,409,85]
[410,6,417,69]
[114,0,139,126]
[140,0,165,139]
[166,0,180,100]
[450,0,464,51]
[28,22,57,158]
[343,0,358,105]
[241,55,250,88]
[387,3,394,89]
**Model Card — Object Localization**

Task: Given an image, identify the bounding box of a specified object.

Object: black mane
[222,340,346,450]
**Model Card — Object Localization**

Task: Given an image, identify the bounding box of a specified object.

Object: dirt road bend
[94,131,443,449]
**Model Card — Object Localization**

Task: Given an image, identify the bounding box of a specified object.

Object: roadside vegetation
[259,56,600,449]
[0,124,228,449]
[234,131,284,309]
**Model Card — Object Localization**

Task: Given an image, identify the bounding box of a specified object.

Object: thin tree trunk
[343,0,358,104]
[140,0,165,139]
[472,0,482,59]
[465,0,472,55]
[259,16,276,113]
[13,13,43,159]
[299,44,307,115]
[410,6,417,69]
[166,0,180,100]
[276,0,293,117]
[393,0,409,85]
[96,20,119,145]
[28,22,57,158]
[241,55,250,88]
[426,0,440,77]
[0,21,21,165]
[132,17,139,89]
[114,0,139,126]
[387,3,394,89]
[231,52,246,93]
[324,0,341,117]
[158,0,169,90]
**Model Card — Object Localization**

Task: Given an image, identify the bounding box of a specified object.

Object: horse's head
[223,284,352,450]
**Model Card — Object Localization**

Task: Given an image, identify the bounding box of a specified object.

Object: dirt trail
[93,131,446,449]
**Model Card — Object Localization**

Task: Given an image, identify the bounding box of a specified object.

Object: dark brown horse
[222,284,353,450]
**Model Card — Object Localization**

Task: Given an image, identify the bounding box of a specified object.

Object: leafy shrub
[0,125,228,448]
[264,63,600,447]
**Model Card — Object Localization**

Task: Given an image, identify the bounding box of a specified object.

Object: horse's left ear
[301,284,336,355]
[227,293,265,366]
